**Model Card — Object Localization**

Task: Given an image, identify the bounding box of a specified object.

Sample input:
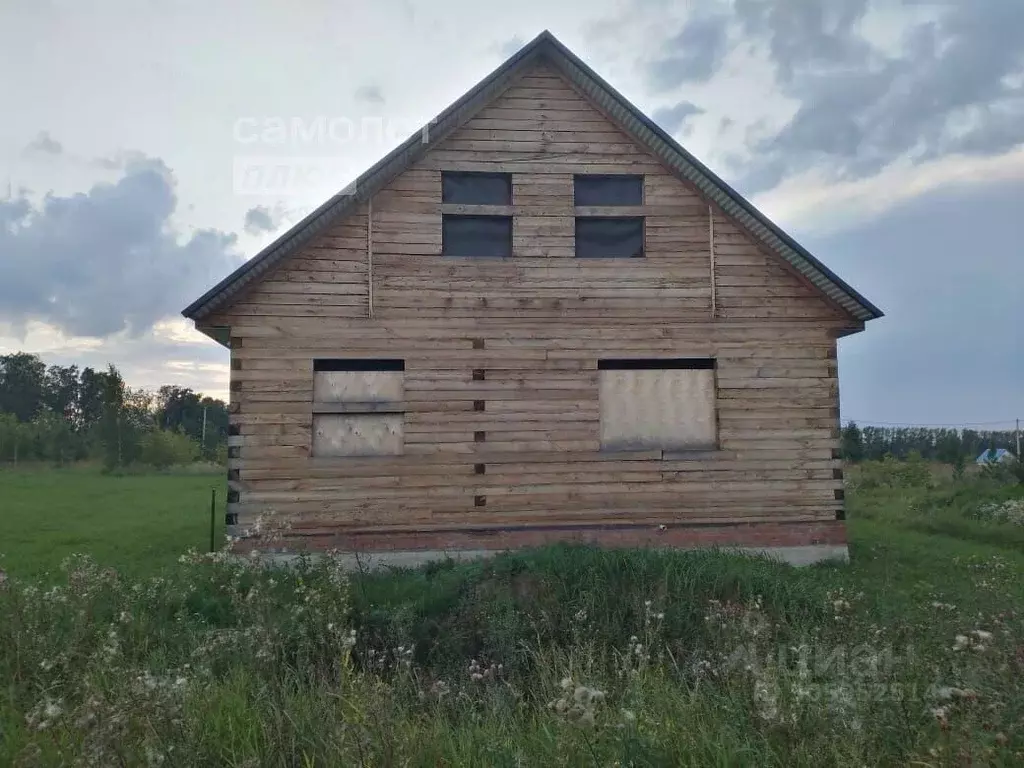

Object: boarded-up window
[312,360,405,457]
[442,215,512,258]
[598,359,716,451]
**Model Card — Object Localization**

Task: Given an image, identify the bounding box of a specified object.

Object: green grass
[1,465,1023,765]
[0,463,224,577]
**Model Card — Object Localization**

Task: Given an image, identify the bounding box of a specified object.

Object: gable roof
[183,30,883,324]
[977,448,1014,463]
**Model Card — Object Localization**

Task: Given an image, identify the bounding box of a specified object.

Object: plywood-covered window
[311,359,405,457]
[598,359,716,451]
[574,174,644,258]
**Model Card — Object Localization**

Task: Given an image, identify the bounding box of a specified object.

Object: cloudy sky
[1,0,1021,427]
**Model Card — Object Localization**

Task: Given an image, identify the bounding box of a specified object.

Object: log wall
[207,63,859,553]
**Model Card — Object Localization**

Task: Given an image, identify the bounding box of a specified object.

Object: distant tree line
[840,422,1018,463]
[0,352,228,469]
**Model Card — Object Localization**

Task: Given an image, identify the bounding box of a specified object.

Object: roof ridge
[183,31,882,323]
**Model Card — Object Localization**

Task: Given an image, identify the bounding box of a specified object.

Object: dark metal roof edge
[538,34,882,321]
[183,29,882,323]
[183,33,551,321]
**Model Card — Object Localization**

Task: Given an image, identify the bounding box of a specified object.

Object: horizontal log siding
[210,63,855,550]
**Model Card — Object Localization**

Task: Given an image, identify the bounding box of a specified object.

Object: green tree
[840,421,864,462]
[952,453,966,483]
[140,428,200,469]
[31,408,78,465]
[0,352,47,422]
[44,364,80,424]
[99,365,129,470]
[0,412,27,462]
[78,367,106,429]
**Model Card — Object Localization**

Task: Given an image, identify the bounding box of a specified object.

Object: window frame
[441,214,513,258]
[573,174,643,207]
[574,216,646,259]
[311,359,406,457]
[442,171,512,205]
[574,174,646,259]
[598,358,718,452]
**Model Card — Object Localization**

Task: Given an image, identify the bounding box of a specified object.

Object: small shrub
[849,454,933,491]
[951,454,966,483]
[976,499,1024,526]
[139,429,200,470]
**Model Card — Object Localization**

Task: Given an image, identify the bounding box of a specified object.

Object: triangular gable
[183,31,882,324]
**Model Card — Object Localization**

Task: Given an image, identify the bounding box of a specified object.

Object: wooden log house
[183,32,882,565]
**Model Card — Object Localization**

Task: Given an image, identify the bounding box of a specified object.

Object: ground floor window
[311,359,405,457]
[598,359,717,451]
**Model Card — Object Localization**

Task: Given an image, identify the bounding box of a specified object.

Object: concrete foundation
[262,544,849,571]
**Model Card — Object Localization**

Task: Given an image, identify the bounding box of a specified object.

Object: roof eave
[182,35,551,323]
[537,35,883,322]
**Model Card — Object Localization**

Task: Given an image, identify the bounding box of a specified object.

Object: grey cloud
[354,84,385,105]
[804,177,1024,424]
[652,101,705,137]
[646,13,730,89]
[742,1,1024,190]
[243,205,276,235]
[733,0,872,84]
[94,149,151,170]
[495,35,528,59]
[35,331,229,398]
[497,36,525,58]
[0,156,240,338]
[25,130,63,155]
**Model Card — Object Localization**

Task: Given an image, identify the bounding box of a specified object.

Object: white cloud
[755,144,1024,235]
[0,319,228,399]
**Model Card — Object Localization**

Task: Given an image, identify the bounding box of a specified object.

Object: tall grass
[2,480,1023,765]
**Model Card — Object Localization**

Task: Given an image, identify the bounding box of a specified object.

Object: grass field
[1,464,1023,765]
[0,464,225,577]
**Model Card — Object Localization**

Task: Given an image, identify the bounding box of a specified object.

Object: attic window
[574,175,645,258]
[442,172,512,205]
[574,174,643,206]
[443,215,512,258]
[576,218,644,259]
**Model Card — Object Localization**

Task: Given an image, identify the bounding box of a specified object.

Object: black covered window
[574,174,643,206]
[443,215,512,258]
[576,217,644,258]
[599,358,715,370]
[442,172,511,205]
